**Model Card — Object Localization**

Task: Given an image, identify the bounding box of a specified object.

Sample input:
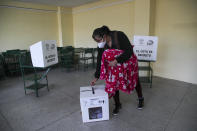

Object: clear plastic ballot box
[80,85,109,123]
[30,40,58,67]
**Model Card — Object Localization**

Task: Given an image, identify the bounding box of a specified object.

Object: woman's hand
[91,78,98,86]
[109,59,118,67]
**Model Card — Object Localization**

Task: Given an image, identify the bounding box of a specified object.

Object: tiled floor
[0,68,197,131]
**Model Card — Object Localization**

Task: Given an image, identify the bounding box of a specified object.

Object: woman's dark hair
[92,25,111,40]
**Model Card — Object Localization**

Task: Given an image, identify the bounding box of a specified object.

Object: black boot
[113,91,121,115]
[137,97,144,110]
[113,103,122,115]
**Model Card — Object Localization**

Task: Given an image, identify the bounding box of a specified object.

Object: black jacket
[94,31,133,78]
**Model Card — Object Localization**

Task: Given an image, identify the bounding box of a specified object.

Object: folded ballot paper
[80,85,109,123]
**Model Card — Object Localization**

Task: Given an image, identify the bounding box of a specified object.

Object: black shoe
[113,103,122,115]
[137,98,144,110]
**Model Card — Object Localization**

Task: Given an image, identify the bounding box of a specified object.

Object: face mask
[98,41,106,48]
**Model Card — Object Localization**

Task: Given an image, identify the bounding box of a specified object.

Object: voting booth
[133,36,158,61]
[80,85,109,123]
[30,40,58,67]
[133,36,158,88]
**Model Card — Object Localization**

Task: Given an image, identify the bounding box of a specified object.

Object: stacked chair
[79,48,94,71]
[56,46,98,71]
[74,47,84,70]
[92,48,98,68]
[73,47,98,71]
[0,53,5,79]
[60,46,75,71]
[3,49,21,76]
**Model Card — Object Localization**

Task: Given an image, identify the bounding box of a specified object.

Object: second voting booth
[133,35,158,88]
[21,40,58,97]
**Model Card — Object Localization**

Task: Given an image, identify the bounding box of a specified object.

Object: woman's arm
[116,31,133,63]
[94,48,105,78]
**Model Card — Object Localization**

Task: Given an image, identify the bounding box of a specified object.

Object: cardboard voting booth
[30,40,58,67]
[133,36,158,61]
[80,85,109,123]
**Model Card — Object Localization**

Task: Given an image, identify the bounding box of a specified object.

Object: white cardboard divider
[133,35,158,61]
[30,40,58,67]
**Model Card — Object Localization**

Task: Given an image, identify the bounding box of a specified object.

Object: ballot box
[30,40,58,67]
[80,85,109,123]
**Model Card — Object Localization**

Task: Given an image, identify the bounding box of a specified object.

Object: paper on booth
[30,40,58,67]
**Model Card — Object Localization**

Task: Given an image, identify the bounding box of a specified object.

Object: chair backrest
[57,47,62,51]
[4,52,20,63]
[3,50,21,76]
[74,48,84,53]
[65,46,74,51]
[19,52,35,79]
[61,46,74,54]
[0,54,4,65]
[19,52,32,67]
[6,49,20,55]
[0,54,4,68]
[93,48,98,58]
[20,50,28,54]
[0,54,5,78]
[83,48,94,58]
[3,49,22,65]
[74,48,84,58]
[84,48,93,53]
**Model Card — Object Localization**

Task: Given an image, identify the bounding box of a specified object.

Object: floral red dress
[100,49,138,98]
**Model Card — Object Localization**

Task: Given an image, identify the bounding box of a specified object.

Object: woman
[91,25,144,115]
